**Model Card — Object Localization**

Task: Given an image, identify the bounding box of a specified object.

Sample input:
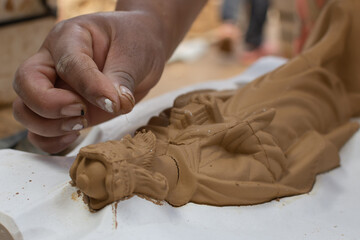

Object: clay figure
[70,0,360,210]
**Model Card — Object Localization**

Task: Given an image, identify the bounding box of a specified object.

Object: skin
[12,0,207,154]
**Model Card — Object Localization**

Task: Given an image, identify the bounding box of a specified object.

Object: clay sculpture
[70,0,360,210]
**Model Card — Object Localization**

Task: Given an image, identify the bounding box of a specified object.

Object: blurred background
[0,0,328,152]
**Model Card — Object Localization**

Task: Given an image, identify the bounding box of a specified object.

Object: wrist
[115,0,207,59]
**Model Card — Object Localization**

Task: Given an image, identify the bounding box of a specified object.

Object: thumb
[54,52,123,114]
[47,22,126,115]
[106,71,136,114]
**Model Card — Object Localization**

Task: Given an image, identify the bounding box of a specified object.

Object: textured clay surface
[70,0,360,210]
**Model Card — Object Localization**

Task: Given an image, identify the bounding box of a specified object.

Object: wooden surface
[0,17,55,106]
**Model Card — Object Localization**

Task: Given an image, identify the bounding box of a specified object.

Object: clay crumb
[88,208,97,213]
[71,192,78,201]
[112,202,118,229]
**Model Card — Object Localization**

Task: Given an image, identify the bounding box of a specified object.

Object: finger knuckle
[12,99,23,122]
[56,54,79,77]
[50,19,73,36]
[13,61,31,95]
[27,134,58,154]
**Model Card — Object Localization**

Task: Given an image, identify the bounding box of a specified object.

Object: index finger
[14,49,86,119]
[46,21,122,114]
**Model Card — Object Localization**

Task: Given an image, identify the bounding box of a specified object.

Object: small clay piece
[70,0,360,210]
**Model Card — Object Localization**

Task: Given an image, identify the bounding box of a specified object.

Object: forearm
[116,0,208,59]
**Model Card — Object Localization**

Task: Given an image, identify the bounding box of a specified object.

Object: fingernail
[119,86,135,106]
[96,97,115,113]
[61,133,80,144]
[61,103,85,117]
[62,117,87,132]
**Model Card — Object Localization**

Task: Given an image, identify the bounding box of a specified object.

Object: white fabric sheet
[1,56,359,240]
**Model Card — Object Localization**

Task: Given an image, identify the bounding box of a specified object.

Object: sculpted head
[70,131,169,210]
[73,157,108,201]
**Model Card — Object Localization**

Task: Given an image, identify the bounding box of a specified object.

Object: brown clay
[70,0,360,210]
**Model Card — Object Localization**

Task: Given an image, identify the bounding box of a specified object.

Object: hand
[13,11,166,153]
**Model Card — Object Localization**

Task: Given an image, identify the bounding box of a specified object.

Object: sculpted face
[74,157,108,200]
[70,131,169,210]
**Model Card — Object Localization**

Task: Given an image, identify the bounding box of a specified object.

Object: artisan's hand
[13,11,166,153]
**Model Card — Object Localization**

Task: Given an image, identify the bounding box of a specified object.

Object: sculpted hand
[13,11,166,153]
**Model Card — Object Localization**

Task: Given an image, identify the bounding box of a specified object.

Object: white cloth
[1,57,359,240]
